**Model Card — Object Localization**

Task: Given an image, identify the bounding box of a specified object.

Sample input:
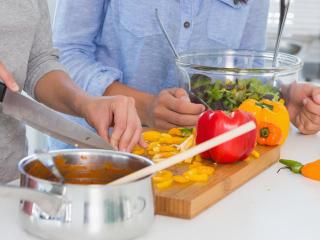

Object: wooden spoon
[109,121,256,185]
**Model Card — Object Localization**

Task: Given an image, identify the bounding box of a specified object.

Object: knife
[0,82,114,150]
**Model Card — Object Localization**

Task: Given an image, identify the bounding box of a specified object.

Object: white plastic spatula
[109,121,256,186]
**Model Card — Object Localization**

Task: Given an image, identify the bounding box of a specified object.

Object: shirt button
[183,21,191,29]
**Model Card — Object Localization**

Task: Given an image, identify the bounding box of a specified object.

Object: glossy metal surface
[266,41,301,55]
[34,149,65,183]
[1,86,113,150]
[272,0,291,68]
[18,149,155,240]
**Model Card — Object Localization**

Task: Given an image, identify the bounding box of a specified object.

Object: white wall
[268,0,320,37]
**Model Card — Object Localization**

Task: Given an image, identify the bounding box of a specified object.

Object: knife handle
[0,81,6,102]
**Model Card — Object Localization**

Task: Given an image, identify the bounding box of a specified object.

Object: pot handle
[0,184,64,216]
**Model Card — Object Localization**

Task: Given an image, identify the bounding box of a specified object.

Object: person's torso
[0,0,41,182]
[96,0,252,94]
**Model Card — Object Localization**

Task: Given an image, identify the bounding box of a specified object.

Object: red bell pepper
[196,110,257,164]
[196,110,214,159]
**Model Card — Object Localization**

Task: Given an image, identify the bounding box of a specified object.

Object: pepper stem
[256,102,274,111]
[260,127,270,138]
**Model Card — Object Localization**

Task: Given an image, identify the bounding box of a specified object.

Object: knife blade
[0,82,114,150]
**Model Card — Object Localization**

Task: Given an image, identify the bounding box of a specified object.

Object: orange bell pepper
[257,122,282,146]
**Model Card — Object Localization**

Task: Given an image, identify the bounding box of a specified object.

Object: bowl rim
[18,149,154,189]
[176,49,303,76]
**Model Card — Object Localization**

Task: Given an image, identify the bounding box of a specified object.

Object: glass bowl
[176,50,303,111]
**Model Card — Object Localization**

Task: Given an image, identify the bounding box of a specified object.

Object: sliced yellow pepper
[159,145,177,152]
[161,136,185,144]
[132,146,145,155]
[196,166,215,176]
[155,179,173,189]
[173,175,190,183]
[143,131,161,142]
[251,150,260,158]
[194,154,203,162]
[153,152,176,160]
[168,128,182,136]
[168,128,193,137]
[152,170,173,183]
[147,142,160,151]
[189,162,203,169]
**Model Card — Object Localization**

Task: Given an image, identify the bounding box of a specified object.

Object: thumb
[0,61,19,92]
[174,88,190,102]
[311,87,320,104]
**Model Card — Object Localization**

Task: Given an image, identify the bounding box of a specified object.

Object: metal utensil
[272,0,291,87]
[34,149,65,183]
[188,91,212,110]
[0,82,114,150]
[17,149,154,240]
[155,9,211,109]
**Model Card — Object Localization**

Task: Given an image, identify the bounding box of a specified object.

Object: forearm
[34,70,88,117]
[104,81,154,126]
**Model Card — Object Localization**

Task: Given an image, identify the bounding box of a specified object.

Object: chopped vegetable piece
[159,136,185,144]
[189,174,209,182]
[153,170,173,183]
[196,166,215,176]
[143,131,161,142]
[251,150,260,158]
[173,175,190,183]
[194,154,203,162]
[189,162,203,169]
[156,179,173,189]
[153,152,177,160]
[132,146,145,155]
[147,142,160,151]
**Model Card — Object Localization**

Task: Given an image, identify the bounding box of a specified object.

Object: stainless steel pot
[4,149,155,240]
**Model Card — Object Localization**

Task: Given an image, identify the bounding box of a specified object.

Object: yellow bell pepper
[238,99,290,145]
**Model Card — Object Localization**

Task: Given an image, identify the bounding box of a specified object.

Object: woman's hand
[147,88,205,130]
[285,82,320,134]
[0,61,19,91]
[80,95,146,152]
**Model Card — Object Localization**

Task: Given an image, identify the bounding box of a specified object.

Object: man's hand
[80,95,146,152]
[148,88,205,130]
[0,61,19,91]
[285,82,320,134]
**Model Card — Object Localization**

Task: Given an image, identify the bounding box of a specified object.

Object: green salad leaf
[190,75,280,111]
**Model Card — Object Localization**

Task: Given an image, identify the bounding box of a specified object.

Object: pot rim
[18,149,154,189]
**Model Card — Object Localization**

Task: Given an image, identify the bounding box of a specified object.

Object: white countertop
[1,127,319,240]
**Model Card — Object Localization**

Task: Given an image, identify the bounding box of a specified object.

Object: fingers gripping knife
[0,82,114,150]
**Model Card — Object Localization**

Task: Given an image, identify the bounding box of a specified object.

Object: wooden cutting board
[154,145,280,219]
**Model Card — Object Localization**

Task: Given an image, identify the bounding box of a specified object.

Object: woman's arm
[24,0,144,151]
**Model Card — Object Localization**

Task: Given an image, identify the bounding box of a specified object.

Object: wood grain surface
[154,145,280,219]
